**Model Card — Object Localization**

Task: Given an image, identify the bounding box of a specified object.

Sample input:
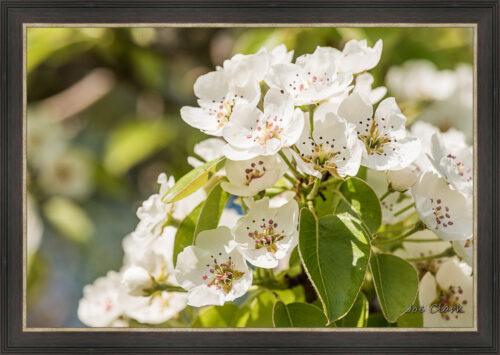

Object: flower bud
[121,265,152,297]
[386,165,419,192]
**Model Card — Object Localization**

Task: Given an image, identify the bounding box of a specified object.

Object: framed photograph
[1,0,499,353]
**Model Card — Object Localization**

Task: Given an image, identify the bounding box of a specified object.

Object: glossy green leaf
[191,303,240,327]
[397,297,424,327]
[335,176,382,234]
[193,183,229,237]
[104,120,176,175]
[298,208,371,323]
[273,301,328,327]
[369,253,419,323]
[338,292,369,327]
[163,156,226,204]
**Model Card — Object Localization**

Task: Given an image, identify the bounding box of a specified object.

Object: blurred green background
[26,26,473,327]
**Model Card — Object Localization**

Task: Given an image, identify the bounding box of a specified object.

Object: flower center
[432,284,467,321]
[299,142,340,175]
[358,118,392,155]
[247,219,285,254]
[208,95,242,128]
[446,154,472,182]
[244,160,267,185]
[430,198,454,229]
[202,254,244,294]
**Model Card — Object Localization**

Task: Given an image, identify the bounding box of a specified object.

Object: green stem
[156,284,187,293]
[380,189,393,202]
[393,202,415,217]
[306,178,322,201]
[308,104,317,134]
[278,150,304,180]
[240,198,248,214]
[284,173,299,186]
[403,238,443,243]
[406,247,455,262]
[374,221,425,245]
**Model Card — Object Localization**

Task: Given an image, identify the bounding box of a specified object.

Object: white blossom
[220,49,270,85]
[337,39,383,74]
[452,238,473,267]
[187,138,226,168]
[429,133,473,195]
[266,46,353,105]
[353,72,387,104]
[174,227,252,307]
[27,194,43,256]
[232,197,299,268]
[223,88,304,160]
[412,172,472,241]
[221,155,286,196]
[338,92,421,170]
[292,102,363,178]
[77,271,124,327]
[386,60,457,101]
[386,164,419,191]
[419,259,473,327]
[120,291,187,325]
[180,70,260,136]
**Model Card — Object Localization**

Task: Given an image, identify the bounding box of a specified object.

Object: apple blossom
[429,133,473,195]
[292,102,363,178]
[223,88,304,160]
[266,46,353,105]
[338,92,421,170]
[419,259,473,327]
[412,172,473,241]
[174,227,252,307]
[221,155,287,196]
[232,197,299,268]
[180,69,260,136]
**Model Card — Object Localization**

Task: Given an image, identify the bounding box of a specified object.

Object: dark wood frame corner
[1,0,499,353]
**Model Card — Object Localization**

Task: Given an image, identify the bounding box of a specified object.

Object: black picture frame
[1,0,499,353]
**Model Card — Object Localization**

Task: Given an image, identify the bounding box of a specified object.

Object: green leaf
[43,197,94,243]
[194,183,229,237]
[298,209,371,324]
[241,291,276,327]
[172,182,229,266]
[335,176,382,234]
[191,303,240,327]
[104,120,176,176]
[338,292,369,327]
[163,156,226,204]
[273,301,328,327]
[173,203,203,266]
[397,297,424,327]
[369,253,419,323]
[315,183,342,218]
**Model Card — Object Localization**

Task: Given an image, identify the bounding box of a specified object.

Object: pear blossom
[232,197,299,268]
[223,88,304,160]
[263,44,294,66]
[412,172,473,241]
[292,102,363,178]
[452,238,473,267]
[132,173,206,245]
[174,227,252,307]
[218,208,242,229]
[338,92,421,170]
[353,72,387,104]
[366,169,415,224]
[180,69,260,136]
[77,271,124,327]
[120,291,187,325]
[187,138,225,168]
[394,230,452,278]
[386,60,457,101]
[386,164,419,191]
[337,39,383,74]
[266,46,353,105]
[419,259,473,327]
[429,133,473,195]
[220,49,270,85]
[221,155,287,196]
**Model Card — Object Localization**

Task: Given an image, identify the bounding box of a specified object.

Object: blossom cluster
[78,39,473,328]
